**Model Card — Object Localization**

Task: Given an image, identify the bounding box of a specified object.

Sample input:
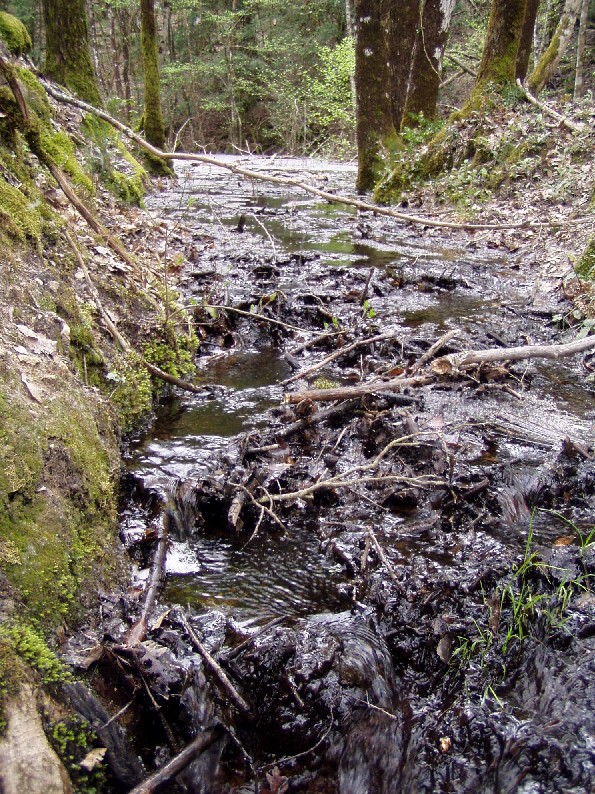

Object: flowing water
[119,157,595,791]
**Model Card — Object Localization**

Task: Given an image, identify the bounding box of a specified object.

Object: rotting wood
[127,727,223,794]
[431,334,595,374]
[516,79,584,133]
[281,332,402,386]
[176,611,252,716]
[39,77,578,232]
[65,230,210,396]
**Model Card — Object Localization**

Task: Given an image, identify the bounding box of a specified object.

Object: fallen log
[39,77,574,233]
[431,334,595,374]
[517,79,584,133]
[127,727,223,794]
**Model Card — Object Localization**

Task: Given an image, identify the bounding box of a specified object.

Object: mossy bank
[0,37,197,787]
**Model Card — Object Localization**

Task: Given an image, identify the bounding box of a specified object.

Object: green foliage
[0,10,31,55]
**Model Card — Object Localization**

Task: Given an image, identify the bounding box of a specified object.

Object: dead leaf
[553,535,574,547]
[21,375,44,404]
[81,644,105,670]
[79,747,107,772]
[262,766,289,794]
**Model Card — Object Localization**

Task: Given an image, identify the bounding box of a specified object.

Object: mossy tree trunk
[516,0,540,81]
[140,0,166,150]
[42,0,102,105]
[403,0,455,126]
[527,0,581,94]
[573,0,589,98]
[475,0,528,87]
[355,0,399,192]
[385,0,419,131]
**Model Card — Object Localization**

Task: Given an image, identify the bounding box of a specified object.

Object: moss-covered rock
[0,12,32,56]
[576,235,595,280]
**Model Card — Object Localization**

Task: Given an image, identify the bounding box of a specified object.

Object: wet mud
[68,159,595,792]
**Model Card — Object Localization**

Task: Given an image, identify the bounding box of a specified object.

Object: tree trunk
[355,0,399,192]
[140,0,166,149]
[516,0,540,81]
[42,0,102,105]
[385,0,420,131]
[527,0,581,95]
[475,0,528,86]
[573,0,589,98]
[403,0,455,125]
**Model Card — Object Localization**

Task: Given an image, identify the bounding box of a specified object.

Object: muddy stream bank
[71,158,595,793]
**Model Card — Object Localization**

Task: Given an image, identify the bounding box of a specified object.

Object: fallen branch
[176,611,252,717]
[517,79,584,133]
[445,53,478,77]
[281,332,402,386]
[65,230,209,395]
[127,728,223,794]
[40,78,573,232]
[285,375,432,404]
[367,530,399,582]
[125,515,169,647]
[203,304,305,333]
[431,334,595,374]
[408,329,459,375]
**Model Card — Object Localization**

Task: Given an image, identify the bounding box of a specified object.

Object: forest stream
[73,158,595,793]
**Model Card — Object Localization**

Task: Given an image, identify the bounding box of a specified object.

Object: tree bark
[403,0,456,125]
[355,0,399,192]
[476,0,528,86]
[527,0,581,95]
[42,0,102,104]
[573,0,589,98]
[385,0,420,131]
[516,0,540,81]
[140,0,166,149]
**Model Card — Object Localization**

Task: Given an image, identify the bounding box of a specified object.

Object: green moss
[107,352,154,433]
[576,236,595,280]
[0,623,68,683]
[142,320,198,384]
[0,367,122,627]
[0,11,32,56]
[0,176,45,247]
[49,715,107,793]
[107,169,145,206]
[39,129,94,195]
[14,67,52,122]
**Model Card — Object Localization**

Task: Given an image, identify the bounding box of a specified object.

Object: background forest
[1,0,593,158]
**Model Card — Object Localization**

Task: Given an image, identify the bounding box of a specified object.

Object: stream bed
[106,158,595,792]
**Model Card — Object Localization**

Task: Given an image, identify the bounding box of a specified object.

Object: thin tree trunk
[516,0,540,81]
[355,0,399,192]
[527,0,581,95]
[403,0,455,125]
[140,0,166,149]
[573,0,589,98]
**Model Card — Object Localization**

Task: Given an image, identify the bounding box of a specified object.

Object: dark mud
[68,159,595,792]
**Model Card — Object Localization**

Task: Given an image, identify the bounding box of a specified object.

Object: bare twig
[125,518,168,647]
[64,231,209,395]
[445,53,478,77]
[367,529,399,582]
[282,332,401,386]
[127,728,223,794]
[409,329,459,375]
[516,79,584,132]
[177,611,252,716]
[204,304,305,333]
